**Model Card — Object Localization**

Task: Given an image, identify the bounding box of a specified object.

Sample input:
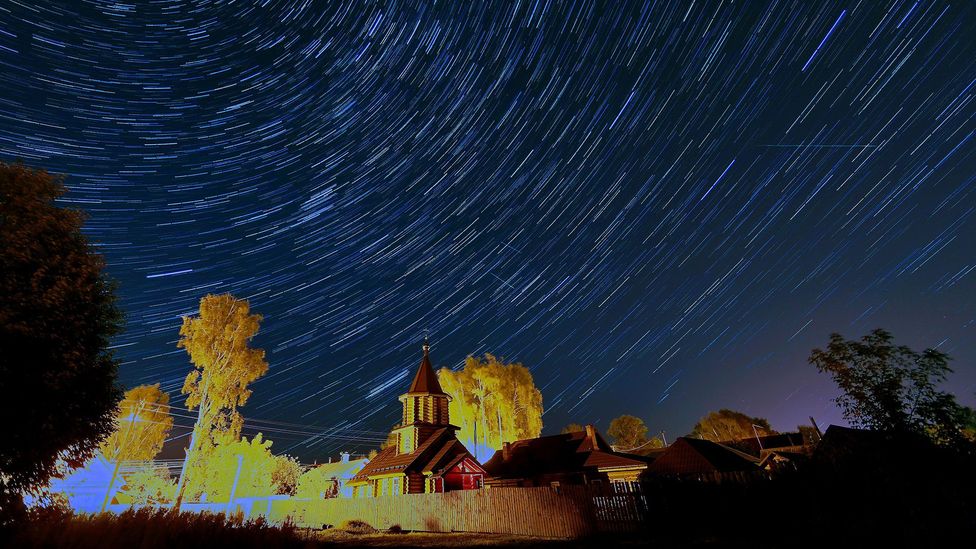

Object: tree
[99,384,173,462]
[809,329,970,447]
[437,354,544,461]
[173,293,268,507]
[297,467,340,499]
[689,409,776,442]
[607,415,649,450]
[189,434,277,501]
[270,455,302,496]
[121,466,176,505]
[561,423,585,434]
[962,407,976,442]
[97,383,173,511]
[0,163,123,512]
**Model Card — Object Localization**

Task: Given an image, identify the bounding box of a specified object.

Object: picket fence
[254,483,650,538]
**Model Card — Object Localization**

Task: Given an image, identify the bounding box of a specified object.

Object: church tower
[391,338,453,454]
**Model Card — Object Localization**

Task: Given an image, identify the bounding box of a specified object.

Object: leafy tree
[122,466,176,505]
[270,455,302,496]
[962,407,976,442]
[690,409,776,442]
[173,293,268,507]
[809,329,969,447]
[437,354,544,460]
[607,415,649,450]
[561,423,585,434]
[297,466,340,499]
[189,434,276,501]
[0,163,123,511]
[100,384,173,462]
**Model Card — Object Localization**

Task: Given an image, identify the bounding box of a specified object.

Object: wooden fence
[261,483,651,538]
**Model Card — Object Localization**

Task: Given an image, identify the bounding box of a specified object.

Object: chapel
[347,339,485,496]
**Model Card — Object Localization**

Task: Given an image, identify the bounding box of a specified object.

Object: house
[719,432,809,458]
[644,437,761,478]
[301,452,369,498]
[347,339,486,497]
[482,424,651,487]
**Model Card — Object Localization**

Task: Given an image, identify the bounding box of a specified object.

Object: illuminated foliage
[187,434,275,501]
[561,423,585,434]
[0,163,123,507]
[296,467,339,499]
[122,466,176,506]
[438,354,543,459]
[607,415,649,449]
[270,455,301,496]
[689,409,775,442]
[174,293,268,503]
[100,384,173,462]
[810,329,970,448]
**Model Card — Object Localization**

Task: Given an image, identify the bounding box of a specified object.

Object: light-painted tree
[122,466,176,505]
[98,384,173,511]
[296,467,339,499]
[270,454,302,496]
[561,423,585,434]
[192,434,277,502]
[100,384,173,462]
[173,293,268,507]
[437,354,543,460]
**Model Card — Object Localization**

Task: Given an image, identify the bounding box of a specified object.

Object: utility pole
[226,454,244,516]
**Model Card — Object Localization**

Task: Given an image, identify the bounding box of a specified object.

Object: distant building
[644,437,761,478]
[347,339,485,497]
[482,425,650,487]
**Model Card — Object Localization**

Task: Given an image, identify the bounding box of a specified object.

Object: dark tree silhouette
[0,163,123,511]
[809,329,970,448]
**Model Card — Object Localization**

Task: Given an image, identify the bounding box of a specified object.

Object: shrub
[337,519,375,534]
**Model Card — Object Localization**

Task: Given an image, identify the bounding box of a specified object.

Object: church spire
[407,336,445,395]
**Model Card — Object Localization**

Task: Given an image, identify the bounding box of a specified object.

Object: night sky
[2,1,974,461]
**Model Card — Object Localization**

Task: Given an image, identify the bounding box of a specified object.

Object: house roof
[483,427,649,480]
[349,428,482,483]
[719,432,807,456]
[310,457,369,480]
[406,339,445,395]
[646,437,760,475]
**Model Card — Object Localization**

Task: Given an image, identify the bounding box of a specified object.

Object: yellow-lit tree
[122,466,175,506]
[99,384,173,462]
[607,415,648,450]
[296,466,340,499]
[173,294,268,507]
[192,434,276,502]
[98,384,173,511]
[438,354,543,461]
[561,423,585,434]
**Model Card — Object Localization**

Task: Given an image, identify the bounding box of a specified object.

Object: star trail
[1,1,974,460]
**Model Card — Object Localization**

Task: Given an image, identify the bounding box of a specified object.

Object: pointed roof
[406,337,445,395]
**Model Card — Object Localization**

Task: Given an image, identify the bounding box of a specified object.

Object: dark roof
[646,437,760,475]
[350,428,482,483]
[483,427,649,480]
[720,432,807,456]
[406,341,445,395]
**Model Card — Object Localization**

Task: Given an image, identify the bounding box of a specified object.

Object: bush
[337,519,375,534]
[387,524,404,534]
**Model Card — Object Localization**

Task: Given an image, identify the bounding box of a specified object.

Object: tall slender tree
[173,293,268,508]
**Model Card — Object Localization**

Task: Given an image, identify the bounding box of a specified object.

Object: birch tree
[173,293,268,507]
